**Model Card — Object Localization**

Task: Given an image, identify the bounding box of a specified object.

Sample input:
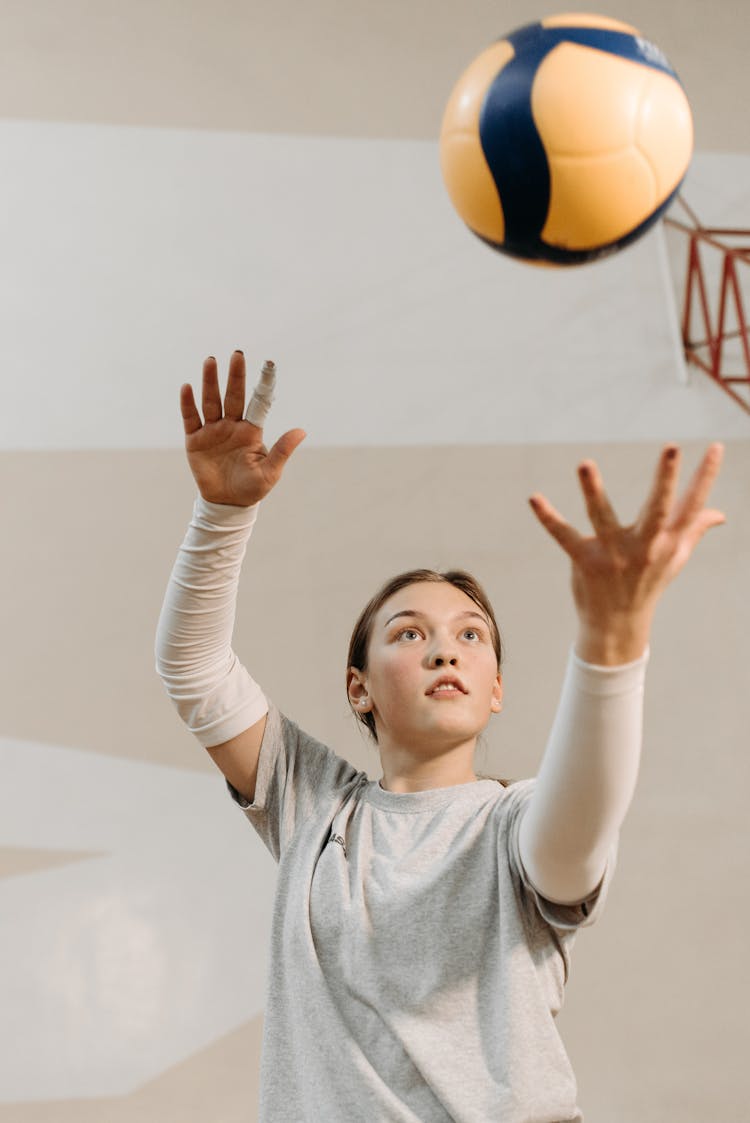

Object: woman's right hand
[180,351,306,507]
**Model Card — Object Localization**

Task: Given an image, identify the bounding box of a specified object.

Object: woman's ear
[490,674,503,713]
[347,667,371,712]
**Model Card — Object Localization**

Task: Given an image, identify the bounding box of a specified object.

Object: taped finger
[245,360,276,428]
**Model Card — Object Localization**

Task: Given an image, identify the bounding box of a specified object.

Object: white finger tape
[245,360,276,427]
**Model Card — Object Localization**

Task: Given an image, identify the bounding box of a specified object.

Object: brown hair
[346,568,511,786]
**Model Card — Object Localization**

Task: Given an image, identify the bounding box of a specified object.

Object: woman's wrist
[194,494,260,527]
[574,612,653,666]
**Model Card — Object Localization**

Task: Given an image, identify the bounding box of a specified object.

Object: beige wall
[0,0,747,151]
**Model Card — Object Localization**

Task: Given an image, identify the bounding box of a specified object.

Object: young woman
[156,351,725,1123]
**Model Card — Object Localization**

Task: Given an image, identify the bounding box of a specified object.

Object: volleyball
[439,13,693,265]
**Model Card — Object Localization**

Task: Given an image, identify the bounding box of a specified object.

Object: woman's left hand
[528,443,726,664]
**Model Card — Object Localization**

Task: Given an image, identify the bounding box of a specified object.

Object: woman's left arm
[518,442,725,906]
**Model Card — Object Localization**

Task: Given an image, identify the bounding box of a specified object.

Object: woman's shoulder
[271,702,369,790]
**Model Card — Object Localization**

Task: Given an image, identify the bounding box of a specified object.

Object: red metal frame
[664,197,750,414]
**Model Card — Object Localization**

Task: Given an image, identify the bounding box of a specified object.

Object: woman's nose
[431,651,458,667]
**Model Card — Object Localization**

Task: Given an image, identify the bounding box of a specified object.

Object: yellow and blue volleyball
[439,13,693,265]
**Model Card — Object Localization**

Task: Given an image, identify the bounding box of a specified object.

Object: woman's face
[349,581,503,754]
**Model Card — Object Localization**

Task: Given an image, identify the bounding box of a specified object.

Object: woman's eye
[396,628,420,641]
[463,629,480,641]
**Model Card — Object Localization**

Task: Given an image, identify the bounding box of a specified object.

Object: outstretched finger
[223,350,246,421]
[264,428,307,482]
[577,460,620,537]
[670,443,725,531]
[245,359,276,432]
[529,492,584,558]
[634,444,681,541]
[180,383,202,436]
[684,507,727,547]
[202,356,223,423]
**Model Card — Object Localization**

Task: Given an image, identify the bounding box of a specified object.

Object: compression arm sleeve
[517,646,649,905]
[154,496,268,747]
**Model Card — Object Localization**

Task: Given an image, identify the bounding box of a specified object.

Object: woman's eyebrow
[383,609,487,628]
[384,610,423,628]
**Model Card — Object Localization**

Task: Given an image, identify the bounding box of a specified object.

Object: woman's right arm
[154,351,306,803]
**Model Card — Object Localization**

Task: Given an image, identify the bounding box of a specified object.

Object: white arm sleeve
[154,496,268,747]
[518,646,649,905]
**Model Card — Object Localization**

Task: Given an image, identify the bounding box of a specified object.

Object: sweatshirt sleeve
[225,702,366,863]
